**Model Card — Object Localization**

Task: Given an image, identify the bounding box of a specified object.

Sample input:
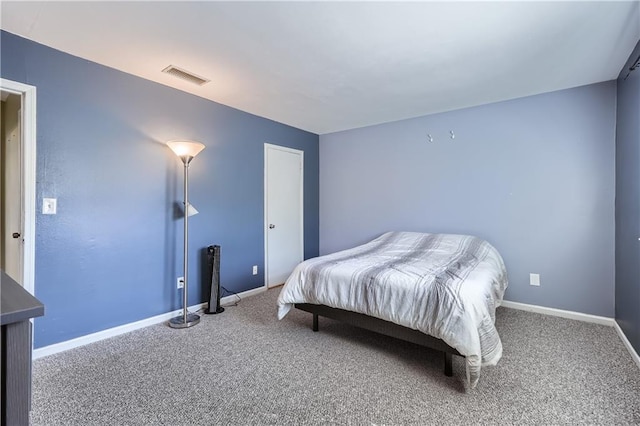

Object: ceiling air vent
[162,65,210,86]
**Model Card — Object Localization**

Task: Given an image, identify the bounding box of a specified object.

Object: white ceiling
[1,1,639,134]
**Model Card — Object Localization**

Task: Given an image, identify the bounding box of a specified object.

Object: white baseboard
[501,299,640,371]
[500,300,615,326]
[35,290,639,373]
[33,285,268,360]
[613,321,640,370]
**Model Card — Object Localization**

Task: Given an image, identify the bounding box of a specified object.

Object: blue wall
[0,31,319,348]
[615,39,640,354]
[320,82,616,317]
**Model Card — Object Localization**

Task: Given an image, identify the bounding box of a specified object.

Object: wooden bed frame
[295,303,462,377]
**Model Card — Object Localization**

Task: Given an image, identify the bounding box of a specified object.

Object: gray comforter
[277,231,508,388]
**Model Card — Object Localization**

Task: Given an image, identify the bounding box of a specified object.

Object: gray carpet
[31,289,640,425]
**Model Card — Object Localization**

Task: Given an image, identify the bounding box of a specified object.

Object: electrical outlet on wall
[252,265,258,275]
[177,277,184,289]
[530,273,540,286]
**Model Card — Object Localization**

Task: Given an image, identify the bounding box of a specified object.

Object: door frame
[263,143,304,288]
[1,78,37,295]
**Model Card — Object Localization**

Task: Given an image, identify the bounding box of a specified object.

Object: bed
[277,231,508,388]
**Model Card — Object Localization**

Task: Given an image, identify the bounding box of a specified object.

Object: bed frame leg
[312,314,319,332]
[444,352,453,376]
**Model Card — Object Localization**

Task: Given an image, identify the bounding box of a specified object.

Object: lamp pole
[167,140,205,329]
[181,158,190,325]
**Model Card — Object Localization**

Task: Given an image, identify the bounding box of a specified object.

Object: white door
[265,143,303,288]
[1,93,23,284]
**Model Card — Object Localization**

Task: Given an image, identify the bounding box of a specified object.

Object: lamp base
[168,313,201,329]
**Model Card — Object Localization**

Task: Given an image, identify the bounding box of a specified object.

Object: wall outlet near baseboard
[530,273,540,286]
[252,265,258,275]
[177,277,184,289]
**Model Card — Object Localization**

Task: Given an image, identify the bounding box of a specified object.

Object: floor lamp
[167,140,205,329]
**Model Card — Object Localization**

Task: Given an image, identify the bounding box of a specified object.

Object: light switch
[43,198,57,215]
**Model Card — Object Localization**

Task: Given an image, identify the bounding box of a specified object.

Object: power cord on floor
[220,286,241,307]
[191,287,241,314]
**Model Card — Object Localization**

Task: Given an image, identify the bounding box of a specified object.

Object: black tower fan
[205,245,224,314]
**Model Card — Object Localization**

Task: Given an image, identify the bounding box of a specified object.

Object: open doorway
[0,79,36,295]
[1,91,23,283]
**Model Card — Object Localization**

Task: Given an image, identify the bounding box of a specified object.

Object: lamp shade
[167,140,205,160]
[185,202,199,217]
